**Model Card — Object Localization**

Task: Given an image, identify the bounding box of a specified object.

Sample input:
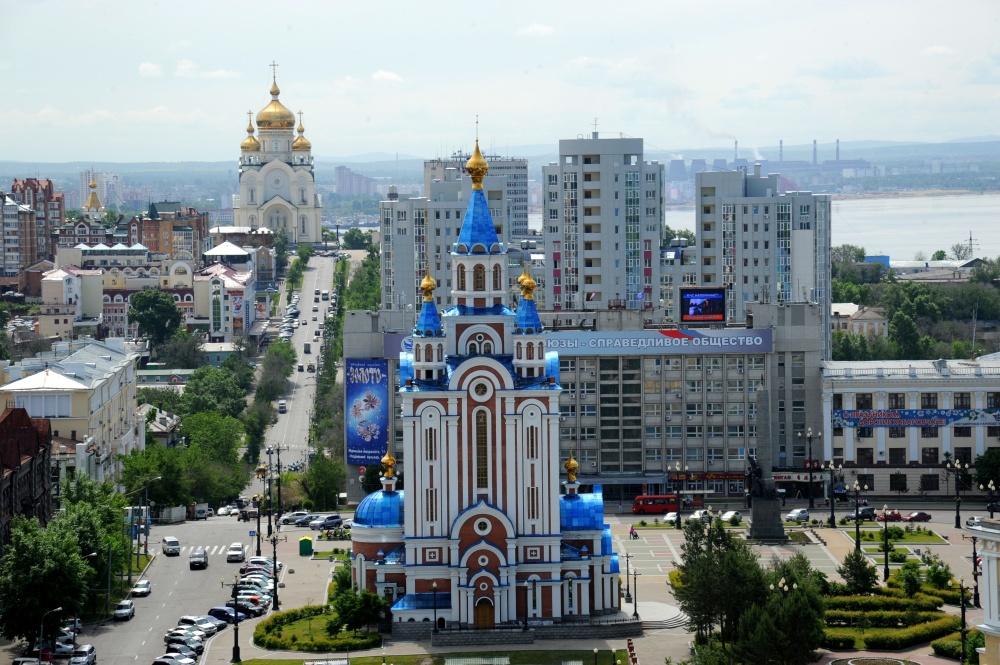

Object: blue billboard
[833,408,1000,428]
[345,359,390,465]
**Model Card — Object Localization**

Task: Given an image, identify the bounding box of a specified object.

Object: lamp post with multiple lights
[823,461,842,527]
[797,428,821,509]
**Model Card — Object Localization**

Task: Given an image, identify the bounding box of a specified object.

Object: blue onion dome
[514,268,543,334]
[559,489,604,531]
[354,489,404,528]
[414,274,443,336]
[452,140,503,255]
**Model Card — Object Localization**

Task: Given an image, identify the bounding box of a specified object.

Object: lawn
[312,550,350,561]
[241,650,630,665]
[851,530,946,544]
[786,531,812,544]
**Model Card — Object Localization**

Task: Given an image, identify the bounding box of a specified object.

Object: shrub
[887,525,905,540]
[729,515,740,526]
[889,550,908,563]
[824,609,942,628]
[668,569,684,591]
[821,630,857,649]
[639,520,647,527]
[826,594,941,612]
[862,615,960,649]
[899,561,923,597]
[926,557,953,589]
[932,629,984,664]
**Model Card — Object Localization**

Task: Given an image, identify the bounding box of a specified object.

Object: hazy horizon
[3,0,998,162]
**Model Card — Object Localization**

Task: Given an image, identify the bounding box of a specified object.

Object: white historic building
[233,70,322,245]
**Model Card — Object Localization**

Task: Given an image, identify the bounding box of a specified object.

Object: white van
[162,536,181,556]
[277,400,288,414]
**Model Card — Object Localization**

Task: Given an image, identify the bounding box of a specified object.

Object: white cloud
[923,45,954,56]
[138,62,162,78]
[372,69,402,82]
[805,58,888,80]
[516,23,553,37]
[174,59,239,79]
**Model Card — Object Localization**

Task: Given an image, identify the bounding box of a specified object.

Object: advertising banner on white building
[544,328,773,356]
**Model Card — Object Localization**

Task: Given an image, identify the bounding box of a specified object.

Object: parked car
[248,555,281,571]
[688,509,713,523]
[132,579,152,596]
[294,513,316,526]
[876,509,904,522]
[308,515,328,530]
[226,543,246,563]
[902,511,932,522]
[226,599,266,616]
[69,645,97,665]
[165,627,205,641]
[113,599,135,620]
[721,510,742,524]
[217,506,231,516]
[162,536,181,556]
[164,636,203,655]
[785,508,810,523]
[177,616,217,635]
[281,510,309,525]
[207,606,248,624]
[663,512,679,524]
[197,615,228,632]
[160,655,195,665]
[307,363,316,372]
[849,506,877,521]
[318,514,343,529]
[968,516,984,527]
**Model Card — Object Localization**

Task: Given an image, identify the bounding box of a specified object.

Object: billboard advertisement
[680,287,726,322]
[345,359,390,465]
[833,408,1000,428]
[545,328,772,357]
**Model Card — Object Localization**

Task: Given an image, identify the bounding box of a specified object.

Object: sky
[3,0,999,162]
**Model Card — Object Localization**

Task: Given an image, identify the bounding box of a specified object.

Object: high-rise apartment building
[662,167,832,357]
[0,194,37,282]
[425,151,528,239]
[541,134,664,311]
[379,172,511,311]
[335,165,377,197]
[10,178,64,261]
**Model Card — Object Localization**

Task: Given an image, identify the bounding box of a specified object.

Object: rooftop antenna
[592,117,599,139]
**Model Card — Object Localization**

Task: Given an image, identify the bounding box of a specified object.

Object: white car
[280,510,309,525]
[69,645,96,665]
[162,654,196,665]
[967,516,984,527]
[113,599,135,620]
[248,556,282,571]
[689,509,713,523]
[226,543,246,563]
[131,579,152,596]
[178,616,217,635]
[721,510,743,524]
[217,506,231,516]
[663,512,678,524]
[785,508,810,523]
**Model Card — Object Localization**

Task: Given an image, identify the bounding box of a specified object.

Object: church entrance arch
[474,598,494,629]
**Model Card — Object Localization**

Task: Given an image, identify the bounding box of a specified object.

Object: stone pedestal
[748,496,787,542]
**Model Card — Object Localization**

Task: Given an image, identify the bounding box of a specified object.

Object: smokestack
[812,139,818,165]
[779,139,783,162]
[734,139,739,163]
[836,138,840,162]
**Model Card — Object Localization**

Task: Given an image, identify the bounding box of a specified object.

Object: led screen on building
[345,358,390,465]
[680,287,726,322]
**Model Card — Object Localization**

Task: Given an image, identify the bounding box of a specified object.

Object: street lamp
[267,534,286,610]
[953,578,968,662]
[852,480,868,553]
[38,606,62,655]
[623,552,633,603]
[882,504,891,581]
[964,534,981,608]
[946,458,970,529]
[265,447,275,537]
[253,494,263,557]
[797,429,821,509]
[432,580,439,633]
[822,461,842,527]
[982,479,997,519]
[222,574,243,663]
[674,462,689,530]
[593,647,599,665]
[631,569,640,619]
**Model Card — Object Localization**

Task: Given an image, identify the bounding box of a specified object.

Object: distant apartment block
[425,151,529,238]
[542,133,664,311]
[335,165,377,197]
[0,194,37,284]
[10,178,64,261]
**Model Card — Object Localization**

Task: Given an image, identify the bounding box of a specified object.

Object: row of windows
[834,392,997,410]
[843,446,975,466]
[839,425,1000,439]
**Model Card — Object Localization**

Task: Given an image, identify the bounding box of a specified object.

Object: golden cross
[475,113,479,142]
[269,60,279,81]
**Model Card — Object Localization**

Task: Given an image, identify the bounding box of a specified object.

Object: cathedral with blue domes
[351,141,620,629]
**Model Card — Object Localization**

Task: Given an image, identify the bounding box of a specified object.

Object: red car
[876,509,903,522]
[902,511,932,522]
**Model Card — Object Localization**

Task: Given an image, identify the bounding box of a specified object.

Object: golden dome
[381,451,397,478]
[564,454,579,483]
[420,274,437,302]
[291,111,311,151]
[465,139,488,190]
[517,268,537,301]
[256,77,295,129]
[83,177,102,212]
[241,112,261,151]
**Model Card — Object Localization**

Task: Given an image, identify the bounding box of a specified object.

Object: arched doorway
[474,598,494,629]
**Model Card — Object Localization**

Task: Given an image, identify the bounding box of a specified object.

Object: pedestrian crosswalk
[175,544,250,556]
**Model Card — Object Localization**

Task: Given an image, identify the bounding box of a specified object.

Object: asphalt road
[72,516,259,665]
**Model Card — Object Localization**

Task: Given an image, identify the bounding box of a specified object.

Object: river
[661,193,1000,259]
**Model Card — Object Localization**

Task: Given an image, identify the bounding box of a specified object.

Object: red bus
[631,493,705,515]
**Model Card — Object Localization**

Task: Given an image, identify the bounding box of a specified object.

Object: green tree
[180,366,246,418]
[341,227,371,250]
[128,289,182,348]
[836,549,877,595]
[300,453,344,510]
[158,329,205,369]
[899,561,923,597]
[889,311,922,358]
[222,352,255,392]
[975,448,1000,488]
[931,250,948,260]
[137,387,184,415]
[180,411,243,465]
[952,242,974,260]
[297,244,314,263]
[274,229,290,272]
[0,517,91,646]
[332,589,361,632]
[120,444,191,506]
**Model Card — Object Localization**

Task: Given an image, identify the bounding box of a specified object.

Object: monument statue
[747,392,787,542]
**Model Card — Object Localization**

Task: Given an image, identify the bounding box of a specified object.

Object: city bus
[631,493,705,515]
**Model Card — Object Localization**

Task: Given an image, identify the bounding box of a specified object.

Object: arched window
[425,429,437,461]
[468,342,478,355]
[415,345,422,362]
[483,341,493,354]
[539,342,544,356]
[526,426,539,459]
[476,411,488,489]
[526,344,534,360]
[473,264,485,291]
[457,265,466,290]
[436,344,443,361]
[516,342,522,358]
[426,345,433,362]
[492,265,501,290]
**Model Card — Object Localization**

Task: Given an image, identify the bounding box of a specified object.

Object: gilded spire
[420,274,437,302]
[517,267,537,301]
[83,175,102,212]
[381,450,397,479]
[564,454,579,483]
[465,139,488,190]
